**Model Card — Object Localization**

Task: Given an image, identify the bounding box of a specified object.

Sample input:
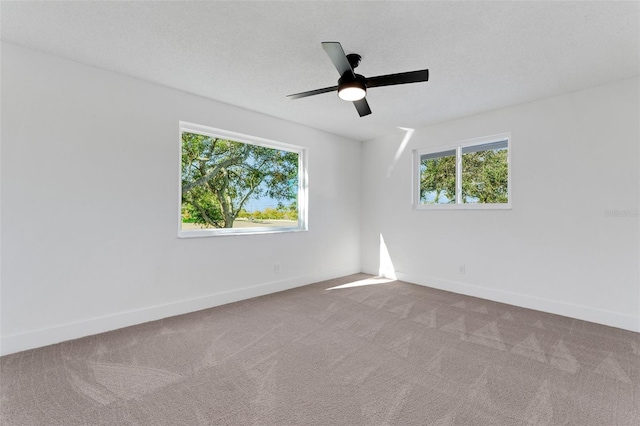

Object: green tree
[461,149,508,203]
[420,154,456,203]
[181,132,298,228]
[420,148,508,204]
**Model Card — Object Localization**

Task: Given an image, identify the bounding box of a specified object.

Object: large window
[414,134,511,209]
[179,122,307,237]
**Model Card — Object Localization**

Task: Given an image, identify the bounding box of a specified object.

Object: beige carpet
[1,274,639,425]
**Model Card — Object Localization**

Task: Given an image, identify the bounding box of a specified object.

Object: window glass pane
[181,132,300,231]
[461,143,508,204]
[420,150,456,204]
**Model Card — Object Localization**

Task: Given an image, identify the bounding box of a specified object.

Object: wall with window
[361,77,639,331]
[1,43,362,354]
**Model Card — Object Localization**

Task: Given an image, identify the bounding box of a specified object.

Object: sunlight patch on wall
[379,233,397,279]
[387,127,414,178]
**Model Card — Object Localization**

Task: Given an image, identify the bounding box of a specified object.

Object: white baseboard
[361,265,381,276]
[0,266,360,356]
[393,272,640,333]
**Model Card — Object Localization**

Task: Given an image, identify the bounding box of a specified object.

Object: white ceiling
[2,1,639,141]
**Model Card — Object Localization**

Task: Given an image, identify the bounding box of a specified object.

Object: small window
[415,134,510,209]
[179,122,307,237]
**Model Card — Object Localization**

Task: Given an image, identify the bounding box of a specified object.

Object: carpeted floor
[1,273,639,425]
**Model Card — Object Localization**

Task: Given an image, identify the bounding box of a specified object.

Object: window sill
[414,203,512,211]
[178,226,308,238]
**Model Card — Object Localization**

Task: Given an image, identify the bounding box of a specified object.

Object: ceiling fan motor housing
[338,73,367,100]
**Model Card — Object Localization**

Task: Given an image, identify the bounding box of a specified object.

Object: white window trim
[178,121,308,237]
[413,132,512,210]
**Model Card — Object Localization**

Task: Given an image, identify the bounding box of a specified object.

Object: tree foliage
[181,132,298,228]
[461,149,509,203]
[420,154,456,204]
[420,148,508,204]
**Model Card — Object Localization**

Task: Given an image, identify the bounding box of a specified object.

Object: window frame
[413,133,512,210]
[178,121,308,238]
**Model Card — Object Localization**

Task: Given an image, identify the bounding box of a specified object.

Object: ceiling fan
[287,41,429,117]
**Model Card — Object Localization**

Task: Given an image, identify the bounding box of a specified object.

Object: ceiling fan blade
[353,98,372,117]
[287,85,338,100]
[322,42,355,77]
[365,69,429,88]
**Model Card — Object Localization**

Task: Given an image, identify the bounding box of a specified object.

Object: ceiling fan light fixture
[338,78,367,101]
[338,84,366,101]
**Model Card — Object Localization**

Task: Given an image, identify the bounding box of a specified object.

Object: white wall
[361,77,640,332]
[0,43,362,355]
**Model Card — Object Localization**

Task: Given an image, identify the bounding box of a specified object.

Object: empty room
[1,1,639,425]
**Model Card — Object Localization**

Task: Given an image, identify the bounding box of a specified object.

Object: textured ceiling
[2,1,639,141]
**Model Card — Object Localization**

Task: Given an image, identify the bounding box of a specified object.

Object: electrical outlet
[274,263,281,274]
[458,265,465,274]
